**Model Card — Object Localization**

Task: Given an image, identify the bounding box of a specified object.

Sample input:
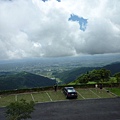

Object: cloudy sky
[0,0,120,60]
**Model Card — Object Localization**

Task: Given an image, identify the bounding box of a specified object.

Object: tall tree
[77,69,111,84]
[114,72,120,86]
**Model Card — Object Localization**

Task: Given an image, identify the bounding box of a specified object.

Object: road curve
[0,98,120,120]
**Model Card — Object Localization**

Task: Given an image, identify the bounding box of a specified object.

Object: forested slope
[0,71,56,90]
[53,62,120,84]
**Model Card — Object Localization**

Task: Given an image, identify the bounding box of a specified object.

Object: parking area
[30,97,120,120]
[0,97,120,120]
[0,88,117,107]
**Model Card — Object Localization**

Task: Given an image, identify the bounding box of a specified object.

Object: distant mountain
[54,62,120,84]
[0,62,120,90]
[0,71,56,91]
[103,62,120,75]
[53,67,100,84]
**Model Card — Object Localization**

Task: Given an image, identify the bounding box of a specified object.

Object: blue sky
[42,1,87,31]
[42,0,61,2]
[68,14,88,31]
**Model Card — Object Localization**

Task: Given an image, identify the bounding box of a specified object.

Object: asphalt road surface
[0,98,120,120]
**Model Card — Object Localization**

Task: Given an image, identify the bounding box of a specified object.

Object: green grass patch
[68,82,76,85]
[47,90,66,101]
[32,92,50,103]
[77,89,99,99]
[107,87,120,96]
[87,81,97,84]
[91,88,115,98]
[0,95,15,106]
[17,93,33,102]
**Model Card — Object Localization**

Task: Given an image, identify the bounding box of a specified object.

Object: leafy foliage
[6,99,35,120]
[76,69,111,84]
[114,72,120,83]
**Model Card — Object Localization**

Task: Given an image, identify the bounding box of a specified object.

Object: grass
[91,88,114,98]
[32,92,51,103]
[47,90,66,101]
[0,95,15,106]
[107,87,120,96]
[17,93,33,102]
[77,89,98,99]
[87,81,97,84]
[0,88,118,107]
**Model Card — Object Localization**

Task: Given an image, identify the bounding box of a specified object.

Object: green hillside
[0,71,56,91]
[104,62,120,75]
[54,62,120,84]
[0,62,120,91]
[53,67,100,84]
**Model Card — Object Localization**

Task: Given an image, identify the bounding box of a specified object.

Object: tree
[77,68,111,84]
[6,99,35,120]
[77,74,89,84]
[88,69,101,82]
[99,69,111,82]
[114,72,120,87]
[114,72,120,82]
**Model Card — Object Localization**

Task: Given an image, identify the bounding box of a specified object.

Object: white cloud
[0,0,120,59]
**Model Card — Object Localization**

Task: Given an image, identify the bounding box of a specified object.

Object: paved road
[0,98,120,120]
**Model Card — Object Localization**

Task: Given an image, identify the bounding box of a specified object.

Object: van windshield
[67,88,76,92]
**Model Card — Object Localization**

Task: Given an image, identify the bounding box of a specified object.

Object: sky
[0,0,120,60]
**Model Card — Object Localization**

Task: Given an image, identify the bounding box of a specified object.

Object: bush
[6,99,35,120]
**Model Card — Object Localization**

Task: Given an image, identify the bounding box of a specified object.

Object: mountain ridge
[0,71,56,91]
[54,62,120,84]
